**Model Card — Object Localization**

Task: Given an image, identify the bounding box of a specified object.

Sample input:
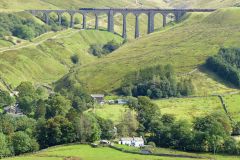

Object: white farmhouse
[119,137,144,147]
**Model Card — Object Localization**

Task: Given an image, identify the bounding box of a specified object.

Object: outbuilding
[91,94,104,104]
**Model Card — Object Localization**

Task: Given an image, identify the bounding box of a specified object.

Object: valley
[0,0,240,160]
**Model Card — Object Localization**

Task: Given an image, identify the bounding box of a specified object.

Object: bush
[89,44,103,57]
[89,40,121,57]
[102,40,120,54]
[147,141,156,147]
[71,54,80,64]
[12,131,39,155]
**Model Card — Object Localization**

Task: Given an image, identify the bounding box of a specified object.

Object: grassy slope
[0,0,168,11]
[168,0,240,8]
[0,0,239,10]
[0,29,122,90]
[223,93,240,122]
[66,8,240,94]
[87,104,133,124]
[4,144,240,160]
[155,96,225,121]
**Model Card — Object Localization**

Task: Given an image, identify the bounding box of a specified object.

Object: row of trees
[121,65,195,99]
[0,13,50,40]
[206,48,240,87]
[89,40,121,57]
[128,96,240,155]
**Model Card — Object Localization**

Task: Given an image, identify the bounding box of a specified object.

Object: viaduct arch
[27,8,216,39]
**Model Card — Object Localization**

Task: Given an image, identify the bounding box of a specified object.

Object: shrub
[89,40,121,57]
[71,54,80,64]
[89,44,103,57]
[147,141,156,147]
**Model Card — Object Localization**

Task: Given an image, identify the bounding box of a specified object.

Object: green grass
[223,93,240,122]
[65,8,240,94]
[2,144,202,160]
[115,144,240,160]
[4,144,240,160]
[154,96,224,121]
[87,104,134,124]
[0,39,13,48]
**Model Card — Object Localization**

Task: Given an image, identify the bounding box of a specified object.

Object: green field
[90,96,226,123]
[154,96,224,121]
[2,145,194,160]
[87,104,134,124]
[3,144,240,160]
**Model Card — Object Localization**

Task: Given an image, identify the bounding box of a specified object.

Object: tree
[223,137,239,154]
[97,117,115,140]
[45,94,71,118]
[0,91,15,108]
[57,82,93,114]
[193,114,229,153]
[16,82,36,98]
[16,82,37,115]
[11,131,39,155]
[134,96,161,132]
[0,133,11,158]
[73,114,101,143]
[161,114,176,125]
[170,120,194,150]
[34,100,46,119]
[36,116,75,148]
[18,96,35,115]
[116,110,139,137]
[0,114,15,135]
[13,25,35,40]
[15,116,36,135]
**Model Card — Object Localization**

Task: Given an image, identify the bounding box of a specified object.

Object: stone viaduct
[27,8,216,39]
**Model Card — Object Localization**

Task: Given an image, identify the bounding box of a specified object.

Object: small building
[108,100,115,105]
[91,94,104,104]
[3,104,23,116]
[100,140,111,145]
[117,99,128,105]
[119,137,144,147]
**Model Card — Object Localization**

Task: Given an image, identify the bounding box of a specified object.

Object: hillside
[166,0,240,8]
[0,0,168,11]
[0,29,122,91]
[58,8,240,95]
[0,0,239,10]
